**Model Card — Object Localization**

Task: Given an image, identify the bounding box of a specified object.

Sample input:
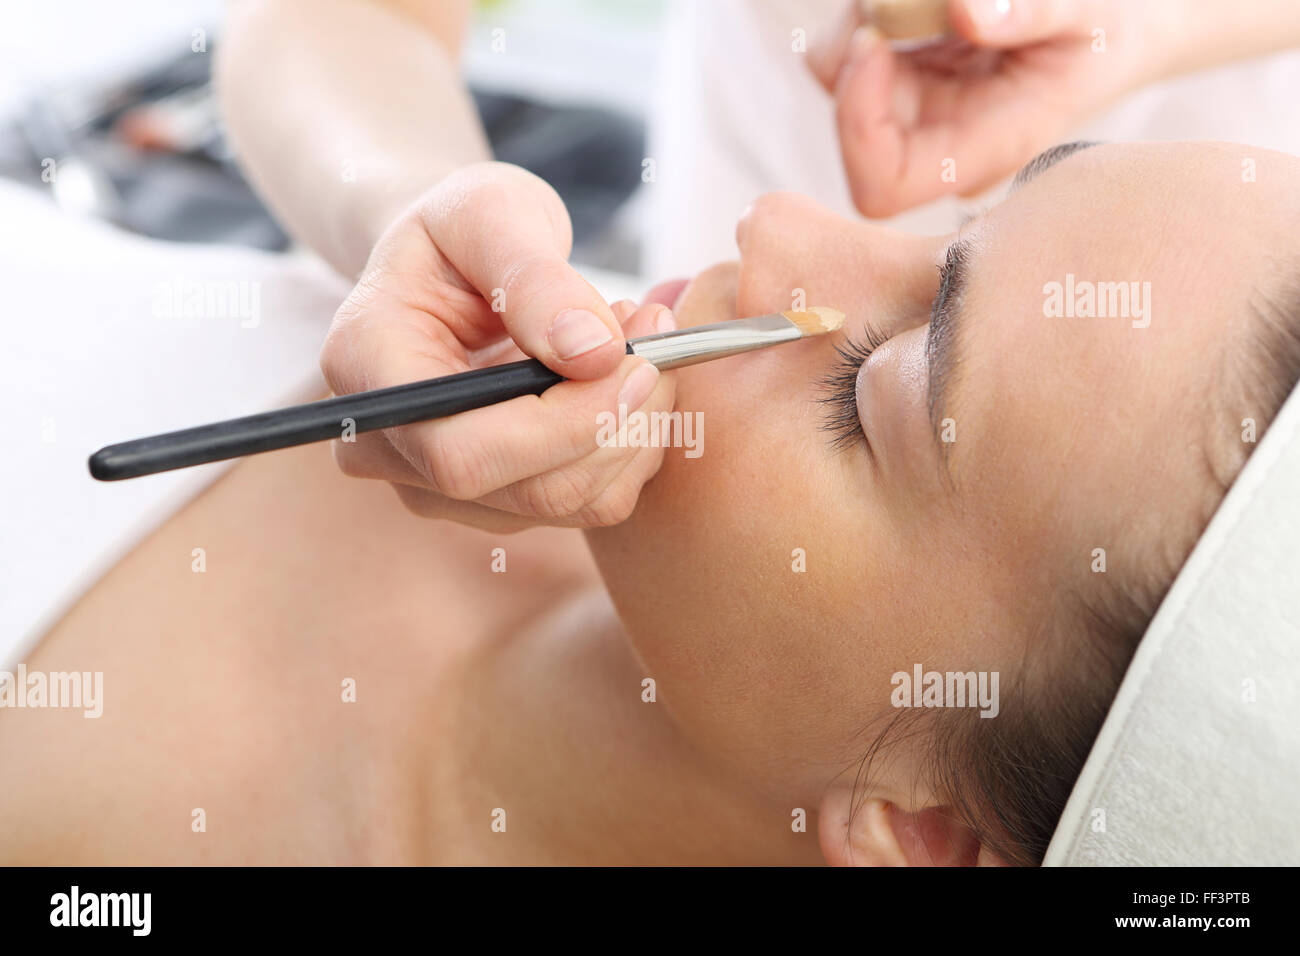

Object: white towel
[1046,382,1300,865]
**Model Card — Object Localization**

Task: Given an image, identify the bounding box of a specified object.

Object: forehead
[940,143,1269,524]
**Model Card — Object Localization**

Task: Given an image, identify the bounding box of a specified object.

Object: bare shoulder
[0,440,599,863]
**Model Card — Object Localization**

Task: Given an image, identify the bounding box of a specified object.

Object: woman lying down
[3,141,1299,866]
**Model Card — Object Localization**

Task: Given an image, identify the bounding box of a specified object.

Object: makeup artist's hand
[809,0,1166,217]
[319,161,677,532]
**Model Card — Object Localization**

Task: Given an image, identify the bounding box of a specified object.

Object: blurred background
[0,0,666,274]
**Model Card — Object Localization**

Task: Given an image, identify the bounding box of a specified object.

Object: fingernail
[551,308,614,360]
[654,307,677,335]
[617,362,659,411]
[965,0,1012,33]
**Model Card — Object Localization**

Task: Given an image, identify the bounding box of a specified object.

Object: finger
[321,285,470,403]
[331,349,650,493]
[641,278,689,309]
[838,29,1068,215]
[808,0,865,92]
[571,438,675,529]
[611,298,639,325]
[387,360,673,530]
[430,164,625,380]
[484,381,673,525]
[836,25,1042,216]
[393,437,666,530]
[391,348,663,502]
[469,296,645,370]
[481,428,660,524]
[333,427,425,485]
[589,434,678,524]
[836,25,943,218]
[331,301,665,488]
[387,380,672,531]
[389,483,542,534]
[350,216,502,353]
[628,299,677,339]
[476,307,676,520]
[949,0,1088,47]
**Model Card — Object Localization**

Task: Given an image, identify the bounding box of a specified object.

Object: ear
[817,787,1005,866]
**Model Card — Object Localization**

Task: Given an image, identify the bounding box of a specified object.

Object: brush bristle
[782,307,846,337]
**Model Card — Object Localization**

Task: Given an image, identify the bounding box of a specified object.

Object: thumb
[807,0,865,93]
[950,0,1089,47]
[430,165,627,381]
[494,253,628,381]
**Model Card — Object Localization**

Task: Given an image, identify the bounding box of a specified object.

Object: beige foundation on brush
[859,0,953,42]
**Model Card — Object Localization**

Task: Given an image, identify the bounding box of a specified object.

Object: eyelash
[816,324,889,450]
[817,241,969,452]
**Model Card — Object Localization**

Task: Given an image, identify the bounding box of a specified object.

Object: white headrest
[1045,382,1300,865]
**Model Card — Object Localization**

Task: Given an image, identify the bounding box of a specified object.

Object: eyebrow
[925,141,1101,466]
[925,241,970,470]
[1010,140,1100,192]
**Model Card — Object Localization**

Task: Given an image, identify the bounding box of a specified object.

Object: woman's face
[586,142,1298,805]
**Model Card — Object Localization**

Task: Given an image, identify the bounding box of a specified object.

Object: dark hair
[857,274,1300,866]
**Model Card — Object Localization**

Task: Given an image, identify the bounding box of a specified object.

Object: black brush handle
[88,357,566,481]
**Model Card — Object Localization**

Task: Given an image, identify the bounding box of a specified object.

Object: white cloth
[0,181,349,667]
[644,0,1300,277]
[1045,382,1300,866]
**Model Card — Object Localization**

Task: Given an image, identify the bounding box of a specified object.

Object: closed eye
[817,240,970,458]
[816,143,1100,467]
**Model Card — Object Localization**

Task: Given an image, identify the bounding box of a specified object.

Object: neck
[434,587,823,865]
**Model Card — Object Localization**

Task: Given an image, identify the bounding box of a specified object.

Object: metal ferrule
[627,314,799,371]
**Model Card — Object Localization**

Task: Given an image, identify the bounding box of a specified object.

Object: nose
[735,192,944,337]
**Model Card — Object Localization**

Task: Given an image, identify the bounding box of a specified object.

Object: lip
[642,278,689,311]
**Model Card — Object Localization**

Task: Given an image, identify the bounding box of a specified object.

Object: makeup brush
[88,307,845,481]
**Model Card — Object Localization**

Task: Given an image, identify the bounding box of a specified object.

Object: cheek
[584,346,925,778]
[598,348,823,616]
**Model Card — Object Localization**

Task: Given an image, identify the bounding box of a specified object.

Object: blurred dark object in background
[0,49,645,267]
[473,89,644,266]
[0,50,288,250]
